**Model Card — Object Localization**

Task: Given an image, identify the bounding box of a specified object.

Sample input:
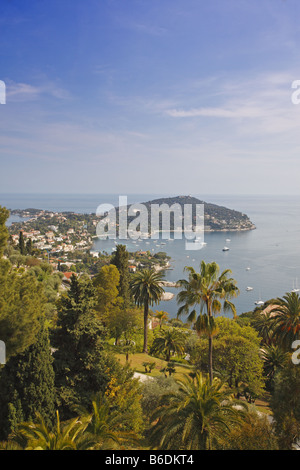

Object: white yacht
[246,287,253,291]
[222,246,229,251]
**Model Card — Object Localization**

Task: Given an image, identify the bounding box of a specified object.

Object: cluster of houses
[9,212,172,295]
[11,225,92,255]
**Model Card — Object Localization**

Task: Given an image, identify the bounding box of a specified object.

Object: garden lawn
[115,352,193,381]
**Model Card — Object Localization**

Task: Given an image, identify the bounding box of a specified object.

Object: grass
[115,351,194,381]
[252,396,272,415]
[115,350,272,415]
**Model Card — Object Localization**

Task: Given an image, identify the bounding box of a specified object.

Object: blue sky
[1,0,300,194]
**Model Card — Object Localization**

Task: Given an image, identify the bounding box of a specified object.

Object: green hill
[114,195,256,233]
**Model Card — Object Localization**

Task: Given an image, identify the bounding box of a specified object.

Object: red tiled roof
[63,272,77,279]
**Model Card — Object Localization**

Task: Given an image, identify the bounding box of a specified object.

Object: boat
[193,239,206,246]
[246,267,251,271]
[226,238,231,242]
[246,287,253,291]
[254,289,264,305]
[292,278,300,293]
[255,292,264,305]
[222,246,229,251]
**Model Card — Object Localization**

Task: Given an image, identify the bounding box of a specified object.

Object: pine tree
[0,320,56,440]
[51,275,116,420]
[93,264,122,322]
[111,244,130,307]
[0,262,44,359]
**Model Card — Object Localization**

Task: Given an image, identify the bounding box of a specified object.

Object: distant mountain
[114,195,256,232]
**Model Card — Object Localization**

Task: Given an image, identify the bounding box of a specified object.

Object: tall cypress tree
[26,238,33,255]
[111,244,130,307]
[0,319,56,440]
[18,230,25,255]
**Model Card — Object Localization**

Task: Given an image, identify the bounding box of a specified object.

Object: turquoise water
[2,193,300,318]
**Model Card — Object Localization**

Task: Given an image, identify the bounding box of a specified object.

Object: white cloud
[165,106,267,119]
[6,82,41,101]
[6,80,71,102]
[162,70,300,138]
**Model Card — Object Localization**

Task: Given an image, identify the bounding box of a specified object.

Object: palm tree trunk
[143,302,149,354]
[208,335,213,384]
[208,302,213,384]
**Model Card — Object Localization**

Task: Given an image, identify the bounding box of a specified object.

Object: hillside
[114,195,256,232]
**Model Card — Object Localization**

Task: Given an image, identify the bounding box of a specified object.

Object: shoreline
[8,206,256,235]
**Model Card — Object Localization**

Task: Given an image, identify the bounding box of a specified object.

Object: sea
[2,192,300,319]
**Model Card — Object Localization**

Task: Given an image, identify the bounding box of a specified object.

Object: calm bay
[2,193,300,318]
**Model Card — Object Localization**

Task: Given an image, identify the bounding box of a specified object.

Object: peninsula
[112,195,256,233]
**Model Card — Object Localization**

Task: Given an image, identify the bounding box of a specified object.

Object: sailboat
[255,291,264,306]
[292,278,300,293]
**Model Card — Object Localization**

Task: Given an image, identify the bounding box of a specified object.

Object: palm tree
[150,327,186,362]
[268,292,300,350]
[176,261,239,383]
[130,268,165,353]
[252,310,276,345]
[154,310,169,329]
[10,410,94,450]
[77,393,139,449]
[149,372,246,450]
[260,344,289,391]
[11,395,140,450]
